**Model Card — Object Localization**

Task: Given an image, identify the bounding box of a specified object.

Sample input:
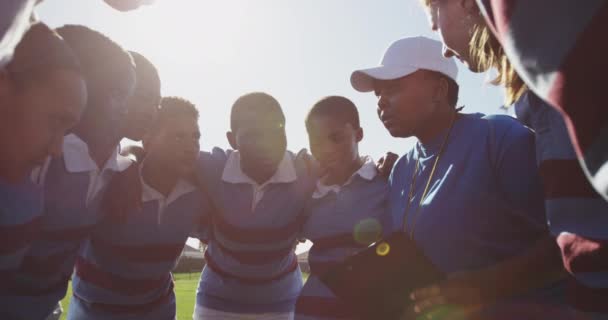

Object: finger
[400,307,418,320]
[442,306,481,320]
[376,158,386,173]
[458,304,483,319]
[411,285,441,301]
[379,152,398,176]
[420,305,453,320]
[414,296,447,314]
[441,286,482,306]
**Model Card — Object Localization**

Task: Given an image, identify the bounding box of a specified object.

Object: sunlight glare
[130,0,253,66]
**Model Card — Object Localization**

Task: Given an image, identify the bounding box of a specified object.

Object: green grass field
[59,272,201,320]
[59,272,309,320]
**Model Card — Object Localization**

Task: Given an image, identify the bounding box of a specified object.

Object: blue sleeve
[488,116,547,230]
[529,93,578,162]
[297,199,313,241]
[192,147,229,242]
[293,149,319,199]
[189,190,214,242]
[293,148,321,180]
[195,147,228,189]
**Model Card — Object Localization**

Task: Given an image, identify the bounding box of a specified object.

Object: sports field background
[59,272,309,320]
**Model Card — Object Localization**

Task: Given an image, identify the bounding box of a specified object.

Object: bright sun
[129,1,253,66]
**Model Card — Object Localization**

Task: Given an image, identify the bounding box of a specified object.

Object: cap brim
[350,65,419,92]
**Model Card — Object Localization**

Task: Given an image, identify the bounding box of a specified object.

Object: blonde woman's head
[419,0,526,105]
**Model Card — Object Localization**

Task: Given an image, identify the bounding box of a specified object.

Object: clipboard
[320,112,460,319]
[319,231,444,320]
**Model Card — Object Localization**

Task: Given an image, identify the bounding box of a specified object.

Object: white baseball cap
[351,36,458,92]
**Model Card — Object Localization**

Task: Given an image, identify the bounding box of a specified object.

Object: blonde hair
[418,0,526,106]
[469,24,527,106]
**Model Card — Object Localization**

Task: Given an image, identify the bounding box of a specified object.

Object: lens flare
[376,242,390,256]
[354,218,382,245]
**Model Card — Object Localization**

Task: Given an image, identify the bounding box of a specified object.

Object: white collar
[141,177,196,206]
[139,161,196,223]
[221,150,297,186]
[62,134,131,173]
[312,156,377,199]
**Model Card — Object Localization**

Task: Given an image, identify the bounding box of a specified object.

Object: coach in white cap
[352,36,458,141]
[351,36,566,319]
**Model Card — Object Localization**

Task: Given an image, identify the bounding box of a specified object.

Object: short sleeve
[189,191,214,242]
[488,116,547,231]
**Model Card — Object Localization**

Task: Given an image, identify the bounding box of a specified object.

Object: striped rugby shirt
[0,175,44,294]
[2,134,131,320]
[68,161,211,319]
[477,0,608,201]
[515,92,608,313]
[295,158,390,320]
[195,148,317,314]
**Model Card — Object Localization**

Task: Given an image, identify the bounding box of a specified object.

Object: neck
[73,126,120,169]
[323,156,364,186]
[416,105,455,145]
[243,166,274,186]
[141,157,178,197]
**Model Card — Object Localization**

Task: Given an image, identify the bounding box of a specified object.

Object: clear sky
[38,0,505,252]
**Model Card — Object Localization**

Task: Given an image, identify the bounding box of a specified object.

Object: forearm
[477,235,564,301]
[409,236,564,317]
